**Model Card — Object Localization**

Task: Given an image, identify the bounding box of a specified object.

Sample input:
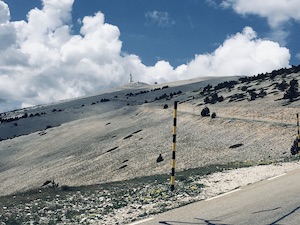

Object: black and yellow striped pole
[297,113,300,154]
[171,101,177,191]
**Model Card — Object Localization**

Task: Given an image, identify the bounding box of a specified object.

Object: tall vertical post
[171,101,177,191]
[297,113,300,154]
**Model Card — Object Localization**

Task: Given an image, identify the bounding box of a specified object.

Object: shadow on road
[269,206,300,225]
[159,217,230,225]
[252,207,281,214]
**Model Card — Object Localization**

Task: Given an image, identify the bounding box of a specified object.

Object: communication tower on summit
[129,73,133,83]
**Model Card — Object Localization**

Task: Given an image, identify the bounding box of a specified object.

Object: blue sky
[0,0,300,112]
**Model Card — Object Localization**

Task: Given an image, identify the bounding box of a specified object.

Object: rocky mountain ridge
[0,65,300,197]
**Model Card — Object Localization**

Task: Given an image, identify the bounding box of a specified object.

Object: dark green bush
[211,112,217,118]
[201,107,210,117]
[283,79,298,101]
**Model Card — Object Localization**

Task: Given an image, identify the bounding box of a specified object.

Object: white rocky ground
[199,161,300,200]
[1,68,300,224]
[1,161,299,225]
[120,162,300,225]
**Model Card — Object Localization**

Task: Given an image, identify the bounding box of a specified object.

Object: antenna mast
[129,73,133,83]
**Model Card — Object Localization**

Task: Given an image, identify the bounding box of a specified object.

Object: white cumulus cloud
[221,0,300,28]
[0,0,291,112]
[220,0,300,45]
[183,27,290,78]
[0,1,10,23]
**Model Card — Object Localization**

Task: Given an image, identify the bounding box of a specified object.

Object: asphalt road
[129,168,300,225]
